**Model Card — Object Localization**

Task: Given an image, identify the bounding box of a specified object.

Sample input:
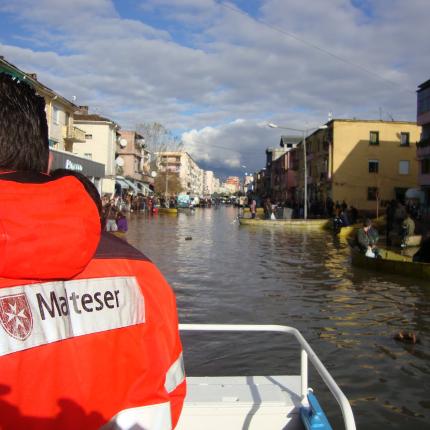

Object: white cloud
[0,0,428,176]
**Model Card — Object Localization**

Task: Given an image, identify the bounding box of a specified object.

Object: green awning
[0,65,27,82]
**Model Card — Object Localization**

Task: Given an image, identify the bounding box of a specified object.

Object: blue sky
[0,0,428,177]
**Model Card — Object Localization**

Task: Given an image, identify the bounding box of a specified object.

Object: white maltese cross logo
[0,294,33,340]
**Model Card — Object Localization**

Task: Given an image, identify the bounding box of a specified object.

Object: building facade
[270,147,299,203]
[157,151,203,195]
[117,130,152,194]
[417,79,430,210]
[203,170,215,196]
[299,119,421,212]
[225,176,240,193]
[74,108,120,194]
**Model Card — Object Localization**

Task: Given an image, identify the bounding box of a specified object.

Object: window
[85,134,93,140]
[368,160,379,173]
[400,132,410,146]
[369,131,379,145]
[399,160,409,175]
[422,158,430,174]
[52,106,60,125]
[367,187,378,201]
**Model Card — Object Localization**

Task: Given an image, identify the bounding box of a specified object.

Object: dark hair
[51,169,102,217]
[363,218,372,227]
[0,73,49,172]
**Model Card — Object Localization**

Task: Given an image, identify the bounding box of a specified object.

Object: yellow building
[298,119,421,212]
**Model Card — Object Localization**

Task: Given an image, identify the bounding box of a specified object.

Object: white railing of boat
[179,323,356,430]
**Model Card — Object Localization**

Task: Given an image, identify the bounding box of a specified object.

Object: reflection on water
[128,206,430,430]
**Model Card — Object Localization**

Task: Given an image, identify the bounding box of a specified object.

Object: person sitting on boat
[356,218,379,257]
[401,211,415,247]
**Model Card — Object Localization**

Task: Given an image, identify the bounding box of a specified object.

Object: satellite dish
[151,171,157,178]
[115,157,124,167]
[119,138,128,148]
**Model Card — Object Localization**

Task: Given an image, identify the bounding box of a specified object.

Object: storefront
[115,176,154,196]
[50,149,105,193]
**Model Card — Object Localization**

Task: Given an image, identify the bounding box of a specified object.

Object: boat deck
[177,375,303,430]
[177,324,356,430]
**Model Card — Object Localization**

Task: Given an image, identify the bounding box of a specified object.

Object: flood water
[127,206,430,430]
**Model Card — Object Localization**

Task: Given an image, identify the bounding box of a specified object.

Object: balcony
[63,125,86,143]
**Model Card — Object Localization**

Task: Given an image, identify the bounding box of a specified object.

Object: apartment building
[269,136,301,202]
[225,176,240,193]
[417,79,430,209]
[203,170,215,196]
[74,107,120,194]
[157,151,203,195]
[116,130,152,195]
[298,119,421,212]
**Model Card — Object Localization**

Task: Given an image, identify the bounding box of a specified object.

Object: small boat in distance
[177,324,356,430]
[238,217,330,230]
[158,207,178,215]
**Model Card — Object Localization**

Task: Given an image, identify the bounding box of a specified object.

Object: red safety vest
[0,172,186,429]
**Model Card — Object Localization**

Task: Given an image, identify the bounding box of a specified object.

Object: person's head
[0,73,49,172]
[363,218,372,231]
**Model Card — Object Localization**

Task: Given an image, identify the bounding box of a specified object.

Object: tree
[154,172,183,196]
[136,122,184,172]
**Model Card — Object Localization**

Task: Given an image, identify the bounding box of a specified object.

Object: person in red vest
[0,73,185,429]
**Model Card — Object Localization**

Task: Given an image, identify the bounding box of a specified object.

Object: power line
[218,1,415,94]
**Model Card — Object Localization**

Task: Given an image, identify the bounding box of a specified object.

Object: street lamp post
[267,122,326,220]
[165,163,168,198]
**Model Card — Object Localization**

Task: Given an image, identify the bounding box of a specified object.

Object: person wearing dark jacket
[0,73,185,430]
[356,218,379,256]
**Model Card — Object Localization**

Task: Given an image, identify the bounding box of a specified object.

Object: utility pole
[303,130,308,220]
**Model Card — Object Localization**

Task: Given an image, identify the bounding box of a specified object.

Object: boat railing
[179,323,356,430]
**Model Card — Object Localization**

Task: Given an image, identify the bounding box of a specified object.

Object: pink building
[117,130,152,194]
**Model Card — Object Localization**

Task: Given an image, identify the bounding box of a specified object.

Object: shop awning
[140,183,154,195]
[115,178,130,190]
[123,178,140,194]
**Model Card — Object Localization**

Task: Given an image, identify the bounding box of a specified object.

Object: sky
[0,0,428,179]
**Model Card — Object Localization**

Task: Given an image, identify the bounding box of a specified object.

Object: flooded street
[128,206,430,430]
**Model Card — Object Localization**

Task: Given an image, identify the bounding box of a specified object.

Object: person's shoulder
[94,232,150,262]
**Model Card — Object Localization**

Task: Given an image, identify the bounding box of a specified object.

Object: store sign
[65,159,83,172]
[51,150,105,178]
